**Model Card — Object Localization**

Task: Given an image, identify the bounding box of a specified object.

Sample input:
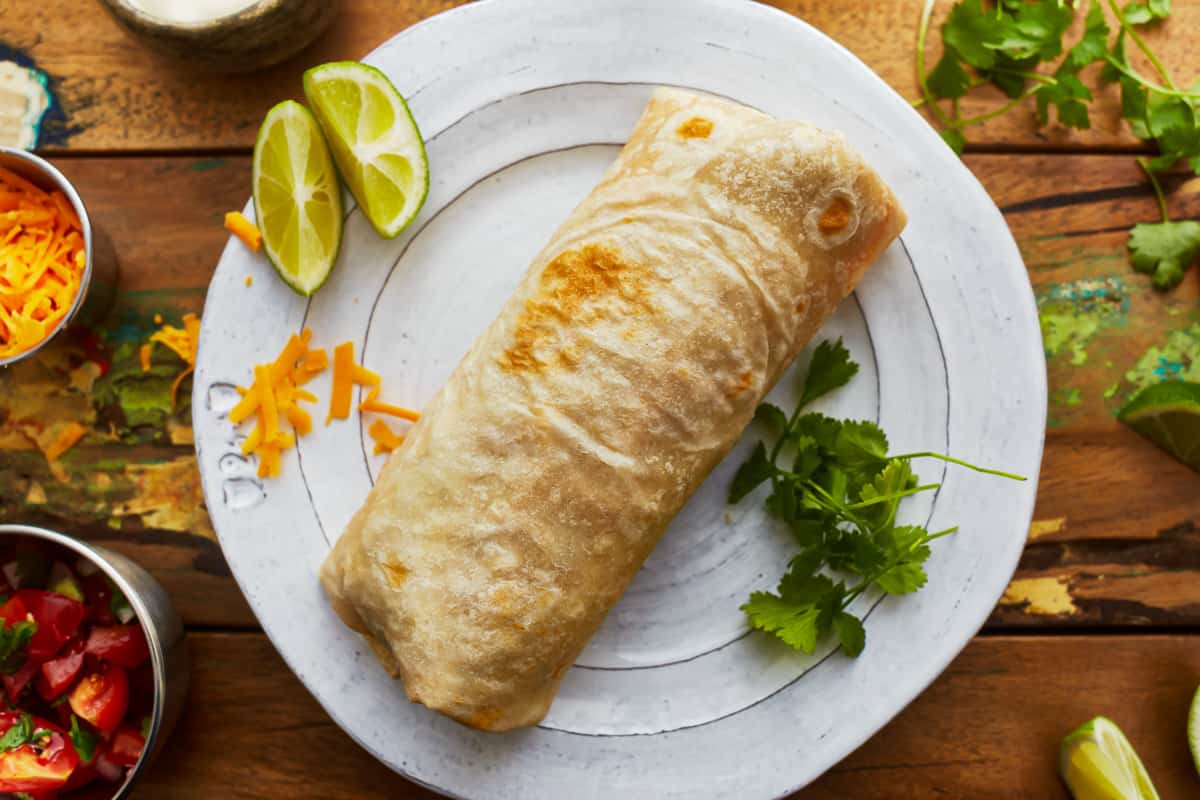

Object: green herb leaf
[1123,2,1154,24]
[728,441,774,503]
[1099,30,1127,83]
[928,51,972,99]
[832,612,866,657]
[876,562,930,594]
[743,592,823,653]
[858,459,918,528]
[834,421,890,479]
[753,403,788,434]
[141,715,152,740]
[1128,220,1200,289]
[1062,1,1111,73]
[940,128,967,155]
[942,0,1006,69]
[1149,0,1172,17]
[994,0,1073,62]
[0,620,37,675]
[1036,73,1093,129]
[69,714,98,764]
[0,713,32,752]
[799,339,859,408]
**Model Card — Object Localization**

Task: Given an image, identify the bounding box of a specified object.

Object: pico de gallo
[0,540,153,798]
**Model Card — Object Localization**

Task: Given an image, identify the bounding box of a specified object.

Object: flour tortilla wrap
[321,88,906,731]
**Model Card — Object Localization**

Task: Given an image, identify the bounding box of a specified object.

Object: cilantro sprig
[0,618,36,675]
[730,340,1025,657]
[916,0,1200,289]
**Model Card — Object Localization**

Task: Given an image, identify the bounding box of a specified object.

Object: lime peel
[1060,716,1160,800]
[303,61,429,239]
[1117,380,1200,472]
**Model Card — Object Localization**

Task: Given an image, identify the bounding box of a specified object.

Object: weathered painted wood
[2,1,1198,151]
[133,632,1200,799]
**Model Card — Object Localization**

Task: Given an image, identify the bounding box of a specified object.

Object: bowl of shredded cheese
[0,147,97,367]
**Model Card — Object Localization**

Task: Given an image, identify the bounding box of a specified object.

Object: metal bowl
[98,0,340,74]
[0,147,118,368]
[0,524,189,799]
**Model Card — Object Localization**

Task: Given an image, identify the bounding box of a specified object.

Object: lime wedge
[1060,716,1160,800]
[1189,684,1200,776]
[303,61,429,239]
[252,100,344,296]
[1117,380,1200,471]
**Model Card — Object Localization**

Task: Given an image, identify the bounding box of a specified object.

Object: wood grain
[4,0,1199,151]
[1,152,1196,630]
[133,632,1200,799]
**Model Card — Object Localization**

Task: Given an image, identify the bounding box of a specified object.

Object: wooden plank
[4,0,1198,152]
[134,632,1200,798]
[1,152,1196,631]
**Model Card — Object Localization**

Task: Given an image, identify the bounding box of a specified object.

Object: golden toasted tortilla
[321,88,906,731]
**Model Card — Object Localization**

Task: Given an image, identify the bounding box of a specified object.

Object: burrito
[321,88,906,731]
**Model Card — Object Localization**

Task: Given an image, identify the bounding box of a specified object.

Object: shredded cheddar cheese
[368,418,405,455]
[231,329,327,478]
[43,421,86,462]
[145,313,201,406]
[224,211,262,252]
[0,166,87,361]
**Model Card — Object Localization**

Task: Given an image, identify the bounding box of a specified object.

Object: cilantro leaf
[1144,94,1200,171]
[1128,220,1200,289]
[834,421,890,479]
[928,51,971,100]
[832,612,866,657]
[1123,2,1155,24]
[0,620,37,675]
[994,0,1073,62]
[984,52,1041,99]
[69,714,98,764]
[876,562,930,595]
[742,592,823,653]
[1150,0,1172,17]
[799,339,858,408]
[940,128,967,156]
[1036,72,1093,129]
[1062,1,1111,73]
[728,441,774,503]
[1099,30,1127,83]
[753,403,788,434]
[942,0,1006,70]
[858,459,918,528]
[0,714,32,752]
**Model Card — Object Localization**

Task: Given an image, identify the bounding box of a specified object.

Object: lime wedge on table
[1060,717,1160,800]
[303,61,429,238]
[1189,684,1200,776]
[252,100,344,296]
[1117,380,1200,471]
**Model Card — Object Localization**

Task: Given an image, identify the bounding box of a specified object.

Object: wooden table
[1,1,1198,797]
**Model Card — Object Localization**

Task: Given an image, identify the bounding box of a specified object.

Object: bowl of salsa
[0,525,188,799]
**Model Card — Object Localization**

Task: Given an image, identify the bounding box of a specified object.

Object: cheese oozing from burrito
[321,88,906,731]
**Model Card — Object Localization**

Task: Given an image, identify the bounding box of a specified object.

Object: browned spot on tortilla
[551,662,569,680]
[465,707,503,729]
[498,244,649,372]
[818,196,853,235]
[677,116,713,139]
[381,560,409,588]
[733,371,755,393]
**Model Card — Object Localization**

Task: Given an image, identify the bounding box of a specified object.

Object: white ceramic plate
[193,1,1046,797]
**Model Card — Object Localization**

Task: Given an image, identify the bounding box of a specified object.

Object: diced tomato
[17,591,84,662]
[79,575,115,626]
[3,660,39,704]
[107,726,144,768]
[60,757,96,791]
[0,711,79,792]
[68,666,128,735]
[84,625,149,669]
[36,639,86,701]
[0,594,29,626]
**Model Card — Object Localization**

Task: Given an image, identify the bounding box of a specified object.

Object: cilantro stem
[889,452,1027,481]
[844,484,941,510]
[1101,56,1200,100]
[924,525,960,542]
[954,85,1042,127]
[1104,0,1178,90]
[916,0,957,129]
[1137,157,1170,222]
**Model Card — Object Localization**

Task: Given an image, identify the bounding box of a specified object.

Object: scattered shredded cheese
[43,421,86,461]
[231,329,327,478]
[145,312,200,406]
[0,166,87,360]
[245,275,253,287]
[368,419,405,455]
[224,211,262,252]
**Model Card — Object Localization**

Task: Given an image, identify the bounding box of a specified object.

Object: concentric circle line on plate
[533,236,951,736]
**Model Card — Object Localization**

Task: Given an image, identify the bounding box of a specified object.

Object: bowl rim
[0,147,94,368]
[0,524,168,798]
[100,0,279,32]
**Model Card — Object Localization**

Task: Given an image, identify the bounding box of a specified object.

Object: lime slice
[252,100,344,296]
[1117,380,1200,471]
[1189,684,1200,776]
[303,61,429,239]
[1060,716,1160,800]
